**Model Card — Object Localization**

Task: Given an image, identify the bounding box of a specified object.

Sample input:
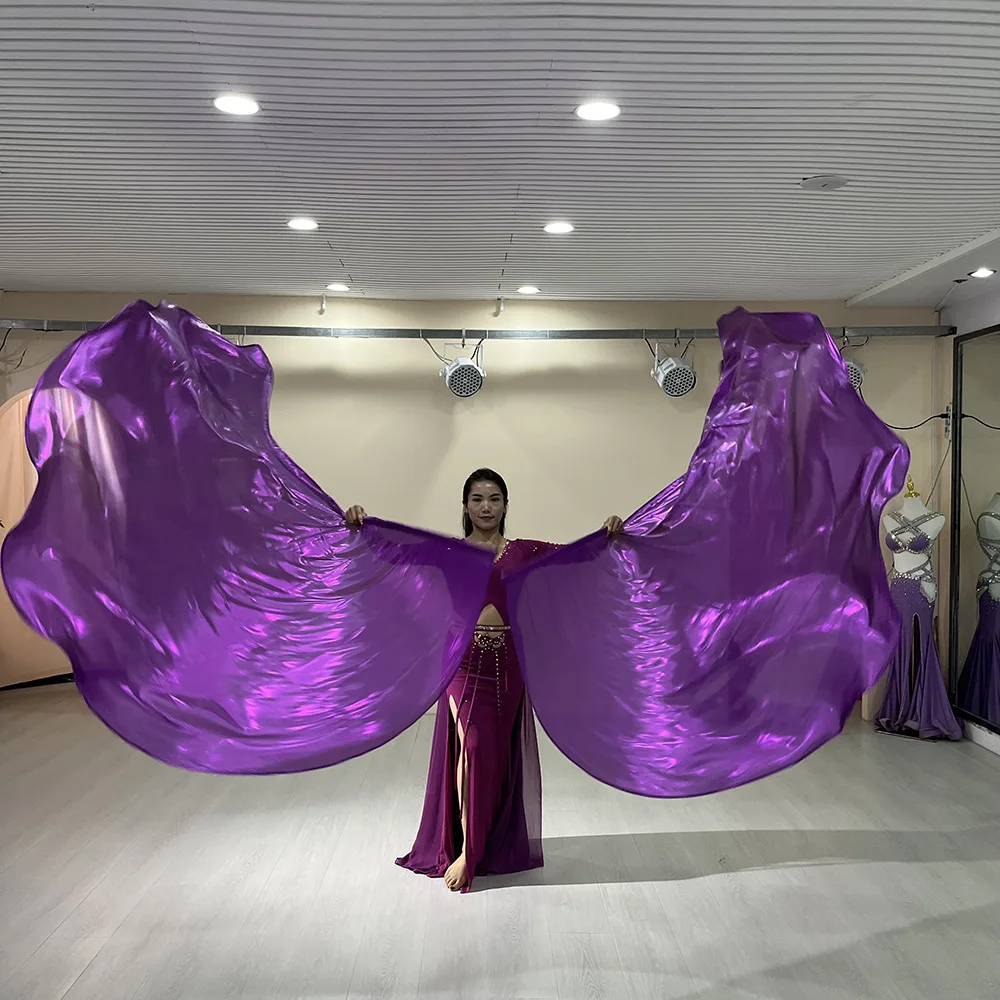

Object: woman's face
[465,480,506,533]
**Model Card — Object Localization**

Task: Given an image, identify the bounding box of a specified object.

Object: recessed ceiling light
[287,217,319,231]
[799,174,849,192]
[517,285,541,295]
[575,101,621,122]
[213,93,260,116]
[543,221,574,235]
[326,282,350,292]
[969,267,996,279]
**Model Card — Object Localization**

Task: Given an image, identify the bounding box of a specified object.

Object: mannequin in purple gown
[344,470,623,892]
[876,477,961,740]
[958,496,1000,724]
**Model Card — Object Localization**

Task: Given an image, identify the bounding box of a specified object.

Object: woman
[345,468,623,892]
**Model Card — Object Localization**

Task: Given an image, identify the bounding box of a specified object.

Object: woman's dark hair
[462,467,508,537]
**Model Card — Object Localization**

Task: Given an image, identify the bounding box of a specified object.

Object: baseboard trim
[966,721,1000,758]
[0,673,74,693]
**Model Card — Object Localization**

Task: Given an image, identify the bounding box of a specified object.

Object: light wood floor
[2,685,1000,1000]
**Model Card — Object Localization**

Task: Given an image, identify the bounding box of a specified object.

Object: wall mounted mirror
[949,327,1000,734]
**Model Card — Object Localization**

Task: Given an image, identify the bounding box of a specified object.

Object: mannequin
[956,493,1000,723]
[882,479,945,604]
[875,476,961,740]
[976,492,1000,602]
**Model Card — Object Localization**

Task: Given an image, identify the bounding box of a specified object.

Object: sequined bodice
[977,510,1000,596]
[885,511,936,554]
[885,510,939,588]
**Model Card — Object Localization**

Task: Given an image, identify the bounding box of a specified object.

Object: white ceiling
[2,1,1000,303]
[850,223,1000,309]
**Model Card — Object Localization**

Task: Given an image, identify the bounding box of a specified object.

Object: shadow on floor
[481,825,1000,889]
[671,899,1000,1000]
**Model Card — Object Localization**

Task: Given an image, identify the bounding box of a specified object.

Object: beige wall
[0,327,946,542]
[0,392,73,687]
[932,334,956,678]
[268,335,706,542]
[0,293,948,709]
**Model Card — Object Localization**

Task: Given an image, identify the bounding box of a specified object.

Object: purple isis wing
[1,301,494,774]
[505,308,907,797]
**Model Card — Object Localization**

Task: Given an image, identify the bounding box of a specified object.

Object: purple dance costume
[2,304,907,827]
[876,511,961,740]
[397,540,556,891]
[958,512,1000,725]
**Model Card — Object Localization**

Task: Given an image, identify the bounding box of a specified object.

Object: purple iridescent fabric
[505,309,908,796]
[1,302,495,773]
[2,303,907,793]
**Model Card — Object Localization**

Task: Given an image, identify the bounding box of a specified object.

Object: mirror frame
[948,323,1000,736]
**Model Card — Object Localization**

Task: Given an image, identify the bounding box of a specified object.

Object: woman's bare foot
[444,854,468,891]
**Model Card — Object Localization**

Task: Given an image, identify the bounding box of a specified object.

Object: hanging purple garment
[876,576,961,740]
[0,302,495,773]
[875,509,961,741]
[506,309,909,796]
[3,303,906,796]
[958,592,1000,726]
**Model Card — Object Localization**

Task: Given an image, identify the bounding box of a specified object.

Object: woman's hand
[344,505,367,528]
[603,515,624,537]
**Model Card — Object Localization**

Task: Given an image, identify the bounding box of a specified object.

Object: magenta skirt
[395,628,543,891]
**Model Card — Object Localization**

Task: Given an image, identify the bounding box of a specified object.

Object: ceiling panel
[2,1,1000,301]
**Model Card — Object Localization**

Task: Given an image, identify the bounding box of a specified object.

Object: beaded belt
[472,624,509,650]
